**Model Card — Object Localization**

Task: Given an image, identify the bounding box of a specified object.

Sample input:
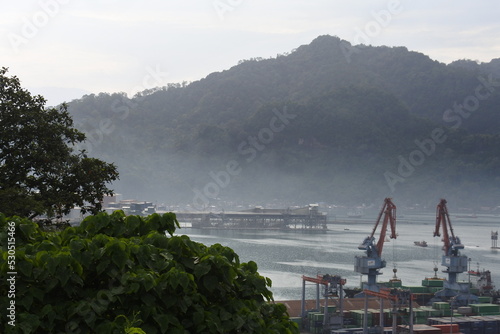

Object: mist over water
[176,214,500,301]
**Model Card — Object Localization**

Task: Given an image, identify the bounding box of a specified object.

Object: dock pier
[174,205,327,230]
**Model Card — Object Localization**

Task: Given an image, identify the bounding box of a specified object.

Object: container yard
[290,198,500,334]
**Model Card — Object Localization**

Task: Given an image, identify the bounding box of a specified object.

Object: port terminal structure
[299,199,416,334]
[174,204,327,229]
[301,274,347,330]
[294,198,499,334]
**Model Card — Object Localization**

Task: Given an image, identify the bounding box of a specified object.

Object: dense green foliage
[0,212,298,333]
[67,35,500,207]
[0,68,118,218]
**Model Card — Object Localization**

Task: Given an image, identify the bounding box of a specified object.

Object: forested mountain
[67,35,500,209]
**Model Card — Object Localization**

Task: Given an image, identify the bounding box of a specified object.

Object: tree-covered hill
[66,35,500,208]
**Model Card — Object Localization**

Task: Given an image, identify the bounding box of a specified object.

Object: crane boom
[373,198,397,257]
[434,198,464,256]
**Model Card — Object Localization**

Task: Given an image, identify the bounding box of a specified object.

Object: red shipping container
[431,324,460,333]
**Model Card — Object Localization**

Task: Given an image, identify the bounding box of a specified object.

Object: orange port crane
[433,198,468,284]
[432,199,476,305]
[355,197,397,291]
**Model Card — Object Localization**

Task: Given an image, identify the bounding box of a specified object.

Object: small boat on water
[414,240,428,247]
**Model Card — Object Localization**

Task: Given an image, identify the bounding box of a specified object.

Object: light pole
[450,296,456,334]
[468,258,471,305]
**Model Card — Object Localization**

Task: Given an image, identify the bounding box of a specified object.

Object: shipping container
[470,303,500,315]
[477,296,492,304]
[431,323,460,333]
[422,279,445,287]
[404,286,430,293]
[433,302,451,310]
[320,305,337,313]
[398,324,442,334]
[383,280,403,288]
[350,310,373,327]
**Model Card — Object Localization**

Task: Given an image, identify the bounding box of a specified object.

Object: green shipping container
[471,303,500,314]
[309,315,323,334]
[414,316,428,324]
[320,305,337,313]
[417,306,432,313]
[405,286,429,293]
[478,296,493,303]
[351,310,373,327]
[451,311,465,317]
[426,309,443,317]
[432,302,450,310]
[308,312,322,319]
[308,312,322,331]
[422,279,444,287]
[413,308,427,318]
[384,280,402,288]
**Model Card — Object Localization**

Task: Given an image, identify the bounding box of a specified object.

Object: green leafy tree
[0,212,298,333]
[0,68,118,218]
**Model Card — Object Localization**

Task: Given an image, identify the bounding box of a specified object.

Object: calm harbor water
[174,213,500,301]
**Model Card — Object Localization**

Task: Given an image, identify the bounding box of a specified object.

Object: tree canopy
[0,68,118,218]
[0,212,298,333]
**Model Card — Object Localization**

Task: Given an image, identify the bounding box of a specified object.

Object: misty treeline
[67,35,500,209]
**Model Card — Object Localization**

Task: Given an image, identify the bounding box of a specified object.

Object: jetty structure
[174,204,327,229]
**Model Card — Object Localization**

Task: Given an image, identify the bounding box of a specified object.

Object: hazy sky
[2,0,499,106]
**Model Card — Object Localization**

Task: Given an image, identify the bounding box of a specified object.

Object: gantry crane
[301,274,346,331]
[355,197,397,292]
[433,199,477,305]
